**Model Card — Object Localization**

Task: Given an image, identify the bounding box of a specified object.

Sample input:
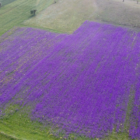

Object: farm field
[24,0,140,34]
[0,0,54,36]
[1,0,140,140]
[1,21,140,139]
[1,0,140,35]
[24,0,96,34]
[95,0,140,28]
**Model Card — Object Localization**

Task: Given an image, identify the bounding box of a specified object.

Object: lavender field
[0,21,140,139]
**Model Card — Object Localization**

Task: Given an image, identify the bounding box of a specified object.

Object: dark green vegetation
[0,133,19,140]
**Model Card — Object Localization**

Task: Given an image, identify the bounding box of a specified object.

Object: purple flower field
[0,21,140,139]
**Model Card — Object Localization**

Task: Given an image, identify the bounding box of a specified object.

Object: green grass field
[24,0,96,34]
[0,0,54,36]
[0,0,16,7]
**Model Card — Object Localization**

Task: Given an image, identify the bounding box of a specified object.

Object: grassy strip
[124,86,135,132]
[0,132,20,140]
[0,110,60,140]
[20,24,68,34]
[0,0,54,36]
[0,104,134,140]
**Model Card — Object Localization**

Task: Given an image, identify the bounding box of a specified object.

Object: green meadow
[0,0,54,36]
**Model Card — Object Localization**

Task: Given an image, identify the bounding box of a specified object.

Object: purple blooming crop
[0,21,140,139]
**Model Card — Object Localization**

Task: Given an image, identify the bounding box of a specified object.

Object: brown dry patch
[94,0,140,28]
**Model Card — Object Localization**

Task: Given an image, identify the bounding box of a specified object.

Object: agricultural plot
[24,0,140,34]
[1,21,140,140]
[0,0,54,36]
[24,0,96,34]
[95,0,140,28]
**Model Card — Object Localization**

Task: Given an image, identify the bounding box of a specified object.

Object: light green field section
[0,115,58,140]
[24,0,96,34]
[0,0,54,36]
[23,0,140,34]
[0,0,16,7]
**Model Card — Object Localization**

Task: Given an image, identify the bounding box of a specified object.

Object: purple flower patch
[0,21,140,139]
